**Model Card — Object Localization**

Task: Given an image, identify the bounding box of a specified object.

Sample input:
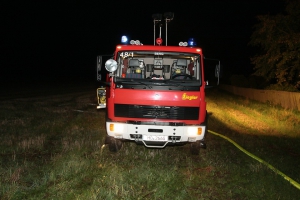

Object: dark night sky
[1,0,286,83]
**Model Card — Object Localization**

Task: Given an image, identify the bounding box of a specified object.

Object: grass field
[0,82,300,199]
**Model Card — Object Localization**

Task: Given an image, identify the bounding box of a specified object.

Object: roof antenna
[152,14,162,45]
[159,23,162,38]
[164,12,174,46]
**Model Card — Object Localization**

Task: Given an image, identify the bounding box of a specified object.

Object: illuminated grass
[206,88,300,137]
[0,83,299,199]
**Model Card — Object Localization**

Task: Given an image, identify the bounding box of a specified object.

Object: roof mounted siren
[152,12,174,46]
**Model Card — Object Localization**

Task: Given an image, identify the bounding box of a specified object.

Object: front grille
[115,104,199,120]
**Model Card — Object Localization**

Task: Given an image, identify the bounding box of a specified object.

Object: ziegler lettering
[182,93,198,100]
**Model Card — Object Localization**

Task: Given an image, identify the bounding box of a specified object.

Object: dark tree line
[249,0,300,91]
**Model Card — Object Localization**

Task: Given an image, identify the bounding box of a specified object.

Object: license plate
[143,135,168,141]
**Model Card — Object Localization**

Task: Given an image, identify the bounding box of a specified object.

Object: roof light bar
[179,42,188,46]
[130,40,142,45]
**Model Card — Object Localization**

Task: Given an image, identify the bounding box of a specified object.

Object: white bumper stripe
[106,122,206,142]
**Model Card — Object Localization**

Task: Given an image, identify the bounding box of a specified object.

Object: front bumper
[106,121,206,148]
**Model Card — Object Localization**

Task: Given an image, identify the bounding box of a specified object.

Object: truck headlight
[109,124,124,133]
[187,127,202,136]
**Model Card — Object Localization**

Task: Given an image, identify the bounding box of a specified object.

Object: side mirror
[215,63,221,85]
[204,56,221,87]
[97,56,102,81]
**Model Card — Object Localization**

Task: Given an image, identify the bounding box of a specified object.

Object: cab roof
[115,45,203,54]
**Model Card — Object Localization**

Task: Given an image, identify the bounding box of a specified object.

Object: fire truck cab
[96,13,219,155]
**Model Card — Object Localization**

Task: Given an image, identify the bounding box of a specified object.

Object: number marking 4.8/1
[120,52,133,58]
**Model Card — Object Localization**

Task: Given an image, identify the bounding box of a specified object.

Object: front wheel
[105,136,123,152]
[190,141,201,155]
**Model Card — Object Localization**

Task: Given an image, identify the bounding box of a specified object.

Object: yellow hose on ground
[208,130,300,190]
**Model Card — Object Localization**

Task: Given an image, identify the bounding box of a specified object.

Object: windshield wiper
[166,79,201,86]
[165,80,201,91]
[118,80,152,89]
[168,84,187,91]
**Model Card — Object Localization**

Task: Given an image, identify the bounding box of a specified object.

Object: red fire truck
[97,13,220,154]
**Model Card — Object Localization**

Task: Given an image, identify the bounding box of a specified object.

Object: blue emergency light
[121,35,128,44]
[188,38,196,47]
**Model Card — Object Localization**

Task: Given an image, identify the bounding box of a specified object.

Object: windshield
[114,51,201,82]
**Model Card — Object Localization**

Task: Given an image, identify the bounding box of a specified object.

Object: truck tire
[109,139,122,152]
[190,141,201,155]
[105,136,123,152]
